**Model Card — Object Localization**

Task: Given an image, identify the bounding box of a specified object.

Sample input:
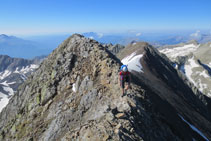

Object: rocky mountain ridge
[0,34,210,140]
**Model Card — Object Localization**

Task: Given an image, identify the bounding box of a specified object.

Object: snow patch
[14,64,38,74]
[14,65,38,74]
[30,64,39,69]
[132,42,137,45]
[72,83,76,92]
[178,114,209,141]
[3,86,14,95]
[0,92,9,112]
[184,57,199,86]
[208,62,211,68]
[7,81,16,85]
[121,52,143,72]
[208,92,211,97]
[0,81,9,87]
[121,52,137,64]
[0,70,11,80]
[188,57,200,68]
[199,70,210,78]
[198,79,208,92]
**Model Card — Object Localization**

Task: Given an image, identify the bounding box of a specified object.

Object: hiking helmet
[122,66,128,72]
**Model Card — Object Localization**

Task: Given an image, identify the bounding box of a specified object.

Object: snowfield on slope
[184,57,211,97]
[0,92,9,112]
[14,64,39,74]
[184,57,199,86]
[121,52,143,73]
[0,70,11,80]
[159,44,199,59]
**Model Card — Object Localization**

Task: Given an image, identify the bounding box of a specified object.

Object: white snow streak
[72,83,76,92]
[0,92,9,112]
[208,63,211,68]
[3,86,14,95]
[1,81,9,87]
[199,70,210,78]
[188,57,200,68]
[121,52,137,64]
[178,114,209,141]
[197,79,208,92]
[121,53,143,72]
[0,70,11,80]
[132,42,137,45]
[14,64,38,74]
[184,57,200,86]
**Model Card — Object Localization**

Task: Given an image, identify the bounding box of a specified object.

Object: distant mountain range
[0,34,51,59]
[1,31,211,59]
[82,31,211,47]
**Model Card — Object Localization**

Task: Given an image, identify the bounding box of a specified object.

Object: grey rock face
[103,43,125,55]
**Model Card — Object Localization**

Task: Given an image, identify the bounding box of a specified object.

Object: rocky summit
[0,34,211,141]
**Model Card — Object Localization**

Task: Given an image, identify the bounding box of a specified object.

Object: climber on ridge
[119,65,131,97]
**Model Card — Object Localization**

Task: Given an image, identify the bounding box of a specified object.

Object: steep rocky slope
[159,42,211,97]
[0,34,211,141]
[119,42,211,140]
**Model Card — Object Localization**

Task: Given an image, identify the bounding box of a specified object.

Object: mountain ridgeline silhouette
[0,34,210,141]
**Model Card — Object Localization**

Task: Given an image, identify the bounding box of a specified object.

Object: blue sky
[0,0,211,35]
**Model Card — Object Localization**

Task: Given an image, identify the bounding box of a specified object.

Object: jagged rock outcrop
[0,34,211,141]
[103,43,125,55]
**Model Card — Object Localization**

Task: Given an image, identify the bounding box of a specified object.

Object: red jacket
[119,71,130,80]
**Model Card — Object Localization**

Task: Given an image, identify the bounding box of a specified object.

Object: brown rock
[115,113,125,119]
